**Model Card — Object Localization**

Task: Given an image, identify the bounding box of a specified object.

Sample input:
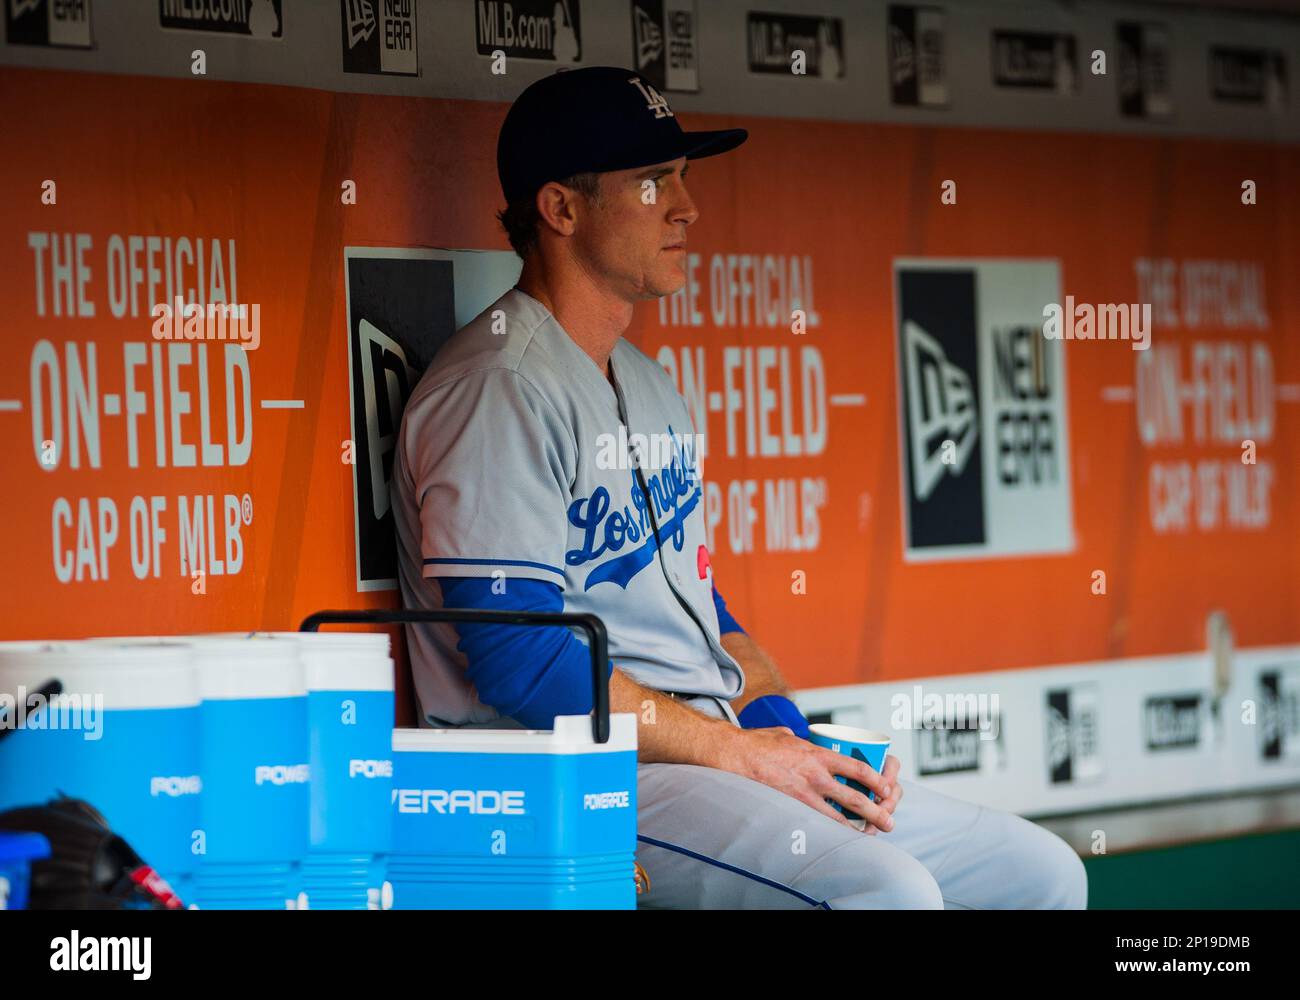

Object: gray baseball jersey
[393,286,745,727]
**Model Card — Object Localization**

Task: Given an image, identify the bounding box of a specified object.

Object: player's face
[574,157,699,301]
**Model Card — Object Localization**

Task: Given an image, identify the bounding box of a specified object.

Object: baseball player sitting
[393,67,1087,910]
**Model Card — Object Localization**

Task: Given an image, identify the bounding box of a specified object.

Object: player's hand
[723,726,897,834]
[828,751,903,836]
[869,755,904,835]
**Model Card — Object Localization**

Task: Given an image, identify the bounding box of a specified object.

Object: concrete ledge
[1035,784,1300,856]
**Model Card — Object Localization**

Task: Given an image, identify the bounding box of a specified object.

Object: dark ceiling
[1134,0,1300,16]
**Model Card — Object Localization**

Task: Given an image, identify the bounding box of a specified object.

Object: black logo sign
[633,1,663,75]
[475,0,582,62]
[746,11,844,78]
[1210,46,1287,109]
[1144,694,1203,751]
[896,268,984,550]
[916,713,1004,776]
[1257,670,1299,762]
[888,4,947,107]
[1046,686,1100,784]
[631,0,697,93]
[992,30,1077,93]
[344,251,455,590]
[159,0,282,37]
[1047,689,1072,783]
[1260,672,1282,759]
[342,0,418,75]
[5,0,93,48]
[1117,21,1171,118]
[895,261,1072,560]
[918,728,979,774]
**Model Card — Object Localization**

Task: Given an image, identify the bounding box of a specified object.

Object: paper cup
[807,724,891,830]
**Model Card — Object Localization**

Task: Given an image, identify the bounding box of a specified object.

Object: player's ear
[534,180,581,239]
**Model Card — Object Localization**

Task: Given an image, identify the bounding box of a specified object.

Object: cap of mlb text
[497,66,748,205]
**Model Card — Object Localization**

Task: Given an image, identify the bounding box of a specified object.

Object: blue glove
[737,694,811,740]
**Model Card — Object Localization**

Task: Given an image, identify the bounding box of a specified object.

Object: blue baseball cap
[497,66,748,205]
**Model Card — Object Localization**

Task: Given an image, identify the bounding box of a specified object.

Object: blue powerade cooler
[390,712,637,909]
[192,636,309,910]
[299,608,638,910]
[297,632,394,910]
[212,631,396,910]
[0,641,200,904]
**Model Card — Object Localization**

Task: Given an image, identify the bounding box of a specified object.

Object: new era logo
[633,7,663,69]
[1046,685,1101,784]
[894,261,1073,559]
[343,249,455,591]
[902,319,977,502]
[344,0,376,48]
[357,318,417,522]
[629,76,674,118]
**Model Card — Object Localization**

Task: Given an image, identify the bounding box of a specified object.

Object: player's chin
[645,258,688,298]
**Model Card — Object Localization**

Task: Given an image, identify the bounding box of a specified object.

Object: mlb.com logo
[1144,694,1205,752]
[893,259,1075,562]
[910,706,1008,777]
[473,0,582,62]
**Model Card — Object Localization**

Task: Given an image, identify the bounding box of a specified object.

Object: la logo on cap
[629,76,674,119]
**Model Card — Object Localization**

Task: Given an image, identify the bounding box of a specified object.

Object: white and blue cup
[220,631,394,910]
[0,640,200,903]
[807,724,891,830]
[192,636,308,910]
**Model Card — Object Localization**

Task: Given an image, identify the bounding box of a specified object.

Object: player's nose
[671,185,700,227]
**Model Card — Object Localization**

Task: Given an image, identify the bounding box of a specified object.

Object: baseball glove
[0,794,184,910]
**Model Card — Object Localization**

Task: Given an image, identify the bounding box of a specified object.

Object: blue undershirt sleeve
[436,575,611,730]
[712,584,747,636]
